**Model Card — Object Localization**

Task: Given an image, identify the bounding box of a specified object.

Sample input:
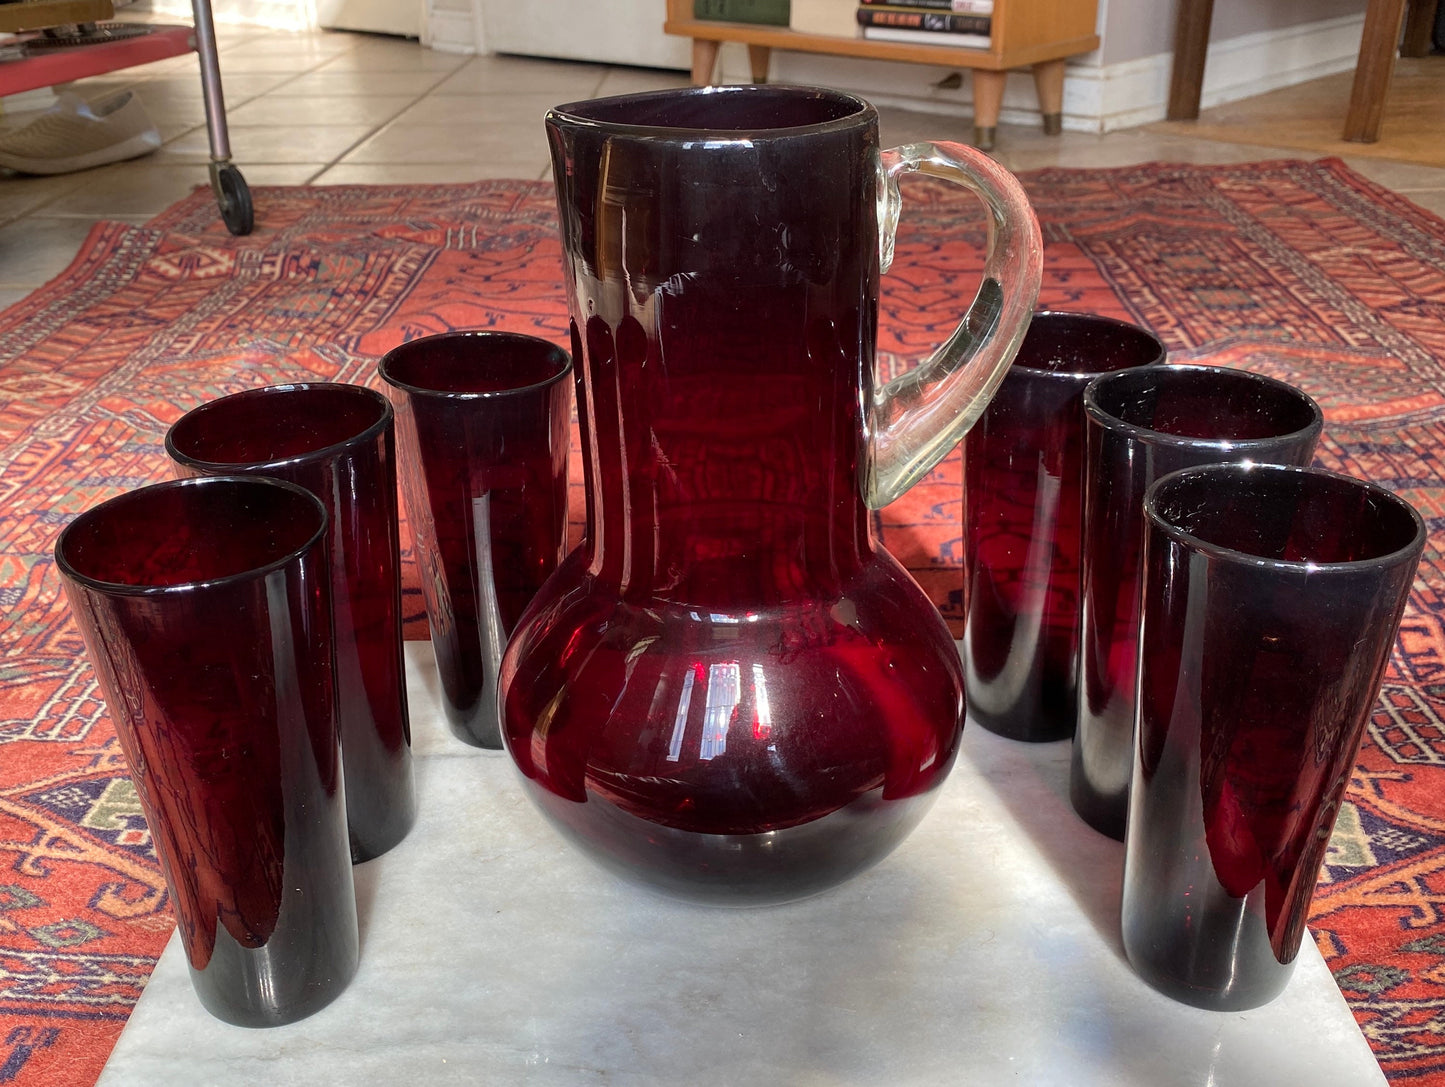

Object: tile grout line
[314,68,466,178]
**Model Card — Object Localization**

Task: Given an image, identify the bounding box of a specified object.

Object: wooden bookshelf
[663,0,1099,149]
[0,0,113,33]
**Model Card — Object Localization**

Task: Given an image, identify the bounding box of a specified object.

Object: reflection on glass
[666,666,697,763]
[752,662,773,742]
[700,662,741,760]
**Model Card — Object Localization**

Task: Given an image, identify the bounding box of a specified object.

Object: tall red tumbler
[1071,364,1323,840]
[380,331,573,749]
[1124,463,1424,1010]
[167,382,416,863]
[55,476,358,1026]
[962,311,1165,742]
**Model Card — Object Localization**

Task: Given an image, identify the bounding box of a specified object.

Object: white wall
[144,0,316,30]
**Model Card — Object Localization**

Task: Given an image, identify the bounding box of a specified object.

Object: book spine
[856,8,990,33]
[858,0,993,13]
[693,0,791,25]
[860,25,991,46]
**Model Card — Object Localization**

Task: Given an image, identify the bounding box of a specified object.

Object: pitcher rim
[546,83,876,139]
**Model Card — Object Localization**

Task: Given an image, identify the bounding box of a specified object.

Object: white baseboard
[1195,13,1366,112]
[1090,12,1366,130]
[717,12,1365,133]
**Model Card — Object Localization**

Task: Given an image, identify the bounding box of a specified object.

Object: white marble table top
[97,641,1386,1087]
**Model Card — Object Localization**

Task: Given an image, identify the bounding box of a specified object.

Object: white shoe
[0,90,161,175]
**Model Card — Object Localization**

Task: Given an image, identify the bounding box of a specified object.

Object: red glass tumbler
[962,311,1164,742]
[167,382,416,863]
[379,331,572,748]
[1071,365,1323,840]
[1123,463,1424,1010]
[55,476,358,1026]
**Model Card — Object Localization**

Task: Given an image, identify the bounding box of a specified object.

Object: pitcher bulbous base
[499,550,965,906]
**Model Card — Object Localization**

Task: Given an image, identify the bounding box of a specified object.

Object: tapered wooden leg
[1031,58,1065,134]
[691,38,721,85]
[1344,0,1408,141]
[747,43,771,83]
[1166,0,1214,120]
[972,68,1006,150]
[1400,0,1436,56]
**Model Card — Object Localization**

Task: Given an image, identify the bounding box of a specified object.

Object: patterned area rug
[1,161,1444,1084]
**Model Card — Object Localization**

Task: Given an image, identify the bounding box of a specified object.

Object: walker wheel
[216,163,254,236]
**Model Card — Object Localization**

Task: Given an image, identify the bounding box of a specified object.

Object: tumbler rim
[1009,309,1167,381]
[378,330,572,400]
[1083,363,1323,451]
[546,83,874,141]
[1143,462,1426,575]
[164,381,392,474]
[55,475,328,597]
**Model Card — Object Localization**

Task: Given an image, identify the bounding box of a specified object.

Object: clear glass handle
[866,141,1043,509]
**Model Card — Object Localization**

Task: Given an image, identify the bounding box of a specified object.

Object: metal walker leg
[189,0,252,234]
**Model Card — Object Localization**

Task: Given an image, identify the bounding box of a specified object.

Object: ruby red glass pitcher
[500,85,1041,904]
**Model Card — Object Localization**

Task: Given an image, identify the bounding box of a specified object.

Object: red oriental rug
[1,160,1444,1084]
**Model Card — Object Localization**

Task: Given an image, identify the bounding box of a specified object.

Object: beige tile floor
[1,23,1443,309]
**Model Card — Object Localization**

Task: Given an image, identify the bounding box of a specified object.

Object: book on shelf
[855,6,990,33]
[860,25,991,46]
[693,0,790,25]
[859,0,992,11]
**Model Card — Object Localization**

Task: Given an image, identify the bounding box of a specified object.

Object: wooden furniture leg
[747,43,770,84]
[1400,0,1437,56]
[972,68,1006,151]
[1031,58,1065,135]
[691,38,720,85]
[1166,0,1214,120]
[1344,0,1408,141]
